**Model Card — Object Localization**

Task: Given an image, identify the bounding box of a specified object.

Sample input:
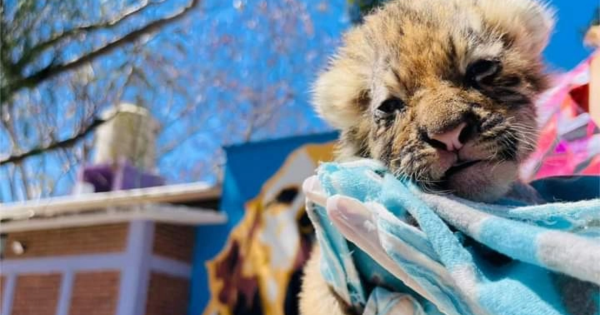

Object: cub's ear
[312,56,371,130]
[478,0,555,55]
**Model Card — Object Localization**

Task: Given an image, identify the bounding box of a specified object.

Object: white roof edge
[0,204,227,233]
[0,182,221,221]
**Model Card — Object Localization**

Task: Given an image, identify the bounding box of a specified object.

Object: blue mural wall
[188,132,337,315]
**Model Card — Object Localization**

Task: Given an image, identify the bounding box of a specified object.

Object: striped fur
[313,0,554,202]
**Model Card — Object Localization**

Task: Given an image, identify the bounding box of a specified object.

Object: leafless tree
[0,0,341,201]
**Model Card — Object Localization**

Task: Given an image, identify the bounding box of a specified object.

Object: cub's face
[314,0,554,201]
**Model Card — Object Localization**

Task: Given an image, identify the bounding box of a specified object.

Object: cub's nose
[427,122,468,151]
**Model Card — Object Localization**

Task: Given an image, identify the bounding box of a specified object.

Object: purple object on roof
[78,158,164,193]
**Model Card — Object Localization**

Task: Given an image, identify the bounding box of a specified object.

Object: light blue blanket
[303,160,600,315]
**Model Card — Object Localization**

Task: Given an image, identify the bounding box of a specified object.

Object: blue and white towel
[303,159,600,315]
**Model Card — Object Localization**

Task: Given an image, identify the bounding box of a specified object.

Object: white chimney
[93,103,159,171]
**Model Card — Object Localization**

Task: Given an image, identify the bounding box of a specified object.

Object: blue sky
[544,0,598,70]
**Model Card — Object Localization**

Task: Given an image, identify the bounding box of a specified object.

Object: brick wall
[145,273,189,315]
[1,222,194,315]
[4,224,128,259]
[12,273,61,315]
[69,271,120,315]
[152,224,194,262]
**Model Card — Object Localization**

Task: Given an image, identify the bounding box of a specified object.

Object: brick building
[0,182,224,315]
[0,103,338,315]
[0,103,226,315]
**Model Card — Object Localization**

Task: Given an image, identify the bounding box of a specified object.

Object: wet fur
[301,0,554,314]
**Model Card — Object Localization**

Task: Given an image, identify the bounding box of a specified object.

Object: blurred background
[0,1,598,315]
[0,0,597,202]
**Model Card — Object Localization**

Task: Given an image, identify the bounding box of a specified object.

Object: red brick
[12,273,61,315]
[152,224,194,262]
[4,224,128,259]
[145,272,189,315]
[69,271,120,315]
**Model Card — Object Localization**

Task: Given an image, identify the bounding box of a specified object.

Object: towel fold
[304,159,600,315]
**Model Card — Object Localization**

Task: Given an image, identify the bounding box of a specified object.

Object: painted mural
[203,142,335,315]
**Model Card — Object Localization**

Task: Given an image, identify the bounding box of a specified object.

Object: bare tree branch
[0,117,107,166]
[12,0,165,73]
[2,0,200,99]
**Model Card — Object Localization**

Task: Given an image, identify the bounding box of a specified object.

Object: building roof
[0,182,225,232]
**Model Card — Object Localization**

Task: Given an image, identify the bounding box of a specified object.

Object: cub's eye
[467,59,501,86]
[376,97,405,116]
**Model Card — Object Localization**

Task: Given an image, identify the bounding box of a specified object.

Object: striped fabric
[304,160,600,315]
